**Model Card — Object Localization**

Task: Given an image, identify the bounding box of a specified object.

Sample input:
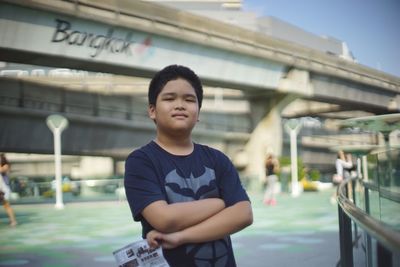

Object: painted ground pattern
[0,190,340,267]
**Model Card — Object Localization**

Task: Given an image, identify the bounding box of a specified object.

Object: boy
[124,65,253,267]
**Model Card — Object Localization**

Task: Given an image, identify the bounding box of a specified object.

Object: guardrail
[9,178,126,204]
[337,177,400,267]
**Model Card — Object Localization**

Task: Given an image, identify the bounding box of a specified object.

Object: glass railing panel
[389,149,400,190]
[366,153,379,187]
[380,196,400,230]
[376,150,392,187]
[369,189,382,219]
[377,149,400,230]
[354,180,365,211]
[337,146,400,267]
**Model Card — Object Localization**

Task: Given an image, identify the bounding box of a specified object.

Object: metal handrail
[337,177,400,253]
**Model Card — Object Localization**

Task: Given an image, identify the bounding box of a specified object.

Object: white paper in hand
[113,239,169,267]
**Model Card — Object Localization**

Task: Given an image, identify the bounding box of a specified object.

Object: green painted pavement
[0,189,340,267]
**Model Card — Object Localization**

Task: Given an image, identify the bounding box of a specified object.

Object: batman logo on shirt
[186,237,229,267]
[164,167,219,203]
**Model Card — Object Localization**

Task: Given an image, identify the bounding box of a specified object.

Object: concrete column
[242,68,312,184]
[243,93,295,183]
[244,106,282,182]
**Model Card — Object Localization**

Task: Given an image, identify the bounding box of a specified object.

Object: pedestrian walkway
[0,188,339,267]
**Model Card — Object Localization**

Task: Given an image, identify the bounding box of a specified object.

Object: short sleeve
[214,151,250,207]
[124,151,166,221]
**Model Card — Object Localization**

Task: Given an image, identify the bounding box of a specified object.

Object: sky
[242,0,400,78]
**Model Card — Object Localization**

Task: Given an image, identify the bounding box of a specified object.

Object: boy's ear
[148,104,156,120]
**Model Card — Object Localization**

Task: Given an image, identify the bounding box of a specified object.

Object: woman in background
[331,150,353,204]
[263,154,280,206]
[1,153,17,227]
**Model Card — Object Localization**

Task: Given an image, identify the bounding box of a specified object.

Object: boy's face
[148,78,200,134]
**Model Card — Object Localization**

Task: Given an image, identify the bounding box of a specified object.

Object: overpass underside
[0,76,254,159]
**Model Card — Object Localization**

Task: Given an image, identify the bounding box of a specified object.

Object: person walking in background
[263,154,280,206]
[331,150,353,204]
[345,153,357,179]
[124,65,253,266]
[0,153,17,227]
[344,152,356,201]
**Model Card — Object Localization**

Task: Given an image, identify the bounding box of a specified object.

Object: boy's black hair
[148,65,203,108]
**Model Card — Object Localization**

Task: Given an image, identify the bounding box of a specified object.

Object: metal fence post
[338,185,354,267]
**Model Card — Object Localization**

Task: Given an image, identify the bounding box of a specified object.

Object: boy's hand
[147,230,162,249]
[146,230,183,250]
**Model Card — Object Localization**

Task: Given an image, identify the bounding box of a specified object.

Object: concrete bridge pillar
[244,100,282,183]
[243,94,290,183]
[242,68,312,183]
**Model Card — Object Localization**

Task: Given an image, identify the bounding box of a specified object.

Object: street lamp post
[46,114,69,209]
[284,119,302,197]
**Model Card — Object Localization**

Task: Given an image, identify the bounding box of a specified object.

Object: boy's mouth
[172,113,188,118]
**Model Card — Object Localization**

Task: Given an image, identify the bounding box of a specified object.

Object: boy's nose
[175,99,185,109]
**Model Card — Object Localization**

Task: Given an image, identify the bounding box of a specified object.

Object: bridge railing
[337,148,400,267]
[0,80,252,133]
[8,177,126,204]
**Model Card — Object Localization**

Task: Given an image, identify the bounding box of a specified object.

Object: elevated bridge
[1,0,399,177]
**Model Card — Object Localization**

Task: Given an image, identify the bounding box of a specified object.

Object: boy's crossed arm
[144,200,253,249]
[141,198,226,233]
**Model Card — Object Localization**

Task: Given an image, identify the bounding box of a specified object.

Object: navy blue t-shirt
[124,141,249,267]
